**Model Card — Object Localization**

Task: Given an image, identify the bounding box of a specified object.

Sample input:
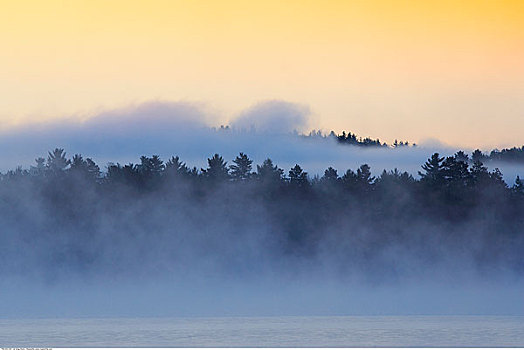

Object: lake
[1,315,524,347]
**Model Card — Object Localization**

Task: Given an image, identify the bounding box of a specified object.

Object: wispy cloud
[230,100,311,133]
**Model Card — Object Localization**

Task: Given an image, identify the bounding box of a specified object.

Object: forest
[303,129,524,164]
[1,147,523,284]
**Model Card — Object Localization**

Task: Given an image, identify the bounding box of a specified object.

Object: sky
[1,0,523,148]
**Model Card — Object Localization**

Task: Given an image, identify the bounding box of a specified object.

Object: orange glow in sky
[1,0,523,147]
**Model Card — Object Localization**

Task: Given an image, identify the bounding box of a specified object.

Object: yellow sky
[1,0,523,148]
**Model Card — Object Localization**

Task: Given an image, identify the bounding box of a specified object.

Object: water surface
[2,315,524,347]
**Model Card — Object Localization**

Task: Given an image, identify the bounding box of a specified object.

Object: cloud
[83,100,213,133]
[0,100,522,183]
[230,100,311,133]
[0,101,212,169]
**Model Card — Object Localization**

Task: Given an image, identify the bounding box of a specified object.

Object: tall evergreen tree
[165,156,190,178]
[512,176,524,195]
[256,158,284,183]
[47,148,70,173]
[230,152,253,181]
[341,168,358,185]
[202,154,229,181]
[321,167,339,184]
[471,149,487,163]
[419,153,445,187]
[470,159,489,186]
[442,156,471,186]
[288,164,308,186]
[356,164,375,185]
[489,168,507,188]
[106,163,139,187]
[139,155,164,175]
[70,154,100,181]
[30,157,46,176]
[454,151,469,163]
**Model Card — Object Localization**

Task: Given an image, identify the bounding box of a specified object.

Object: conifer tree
[202,154,229,181]
[230,152,253,181]
[288,164,308,186]
[513,176,524,195]
[419,153,445,187]
[321,167,339,184]
[47,148,70,173]
[165,156,190,178]
[256,158,284,182]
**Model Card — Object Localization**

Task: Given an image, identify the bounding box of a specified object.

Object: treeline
[304,129,411,147]
[4,148,523,192]
[473,146,524,164]
[305,129,524,164]
[0,148,523,281]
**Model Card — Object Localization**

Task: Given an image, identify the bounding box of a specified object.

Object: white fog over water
[0,101,523,348]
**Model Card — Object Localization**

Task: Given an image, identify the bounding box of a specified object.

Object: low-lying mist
[0,100,523,318]
[2,100,523,180]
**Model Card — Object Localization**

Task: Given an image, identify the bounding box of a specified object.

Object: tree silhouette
[69,154,100,181]
[165,156,190,178]
[139,155,164,175]
[513,176,524,195]
[489,168,507,189]
[356,164,375,185]
[30,157,46,176]
[470,159,490,186]
[454,151,469,163]
[288,164,308,186]
[471,149,487,163]
[419,153,445,187]
[47,148,70,173]
[135,155,165,189]
[230,152,253,181]
[256,158,284,183]
[321,167,339,185]
[341,168,358,187]
[106,162,139,187]
[489,146,524,163]
[442,156,471,187]
[376,168,415,190]
[202,154,229,181]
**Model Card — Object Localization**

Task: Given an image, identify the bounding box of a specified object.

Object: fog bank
[2,100,522,181]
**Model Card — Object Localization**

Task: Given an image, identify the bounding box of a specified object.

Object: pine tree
[489,168,507,188]
[70,154,100,180]
[30,157,46,176]
[46,148,70,173]
[470,159,489,186]
[419,153,445,187]
[321,167,339,184]
[356,164,375,185]
[341,168,358,184]
[513,176,524,195]
[454,151,469,163]
[139,155,164,175]
[230,152,253,181]
[471,149,486,163]
[256,158,284,182]
[202,154,229,181]
[442,156,471,186]
[288,164,308,187]
[165,156,190,178]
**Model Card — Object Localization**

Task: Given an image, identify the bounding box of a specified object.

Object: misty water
[2,316,524,347]
[1,104,523,348]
